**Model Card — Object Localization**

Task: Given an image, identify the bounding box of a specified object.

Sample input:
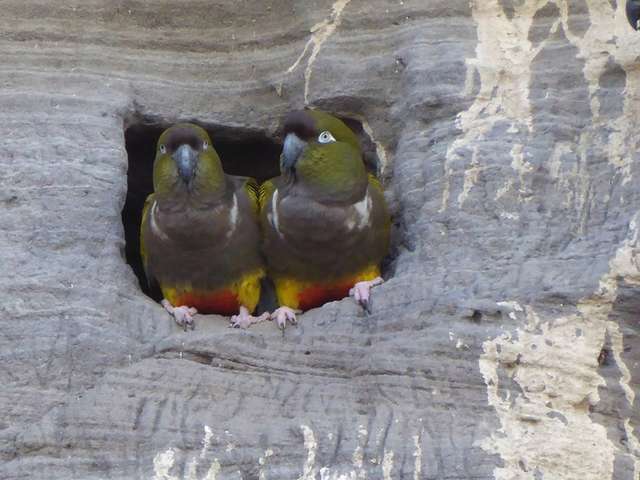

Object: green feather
[153,123,225,196]
[296,142,367,200]
[243,177,260,217]
[293,113,368,202]
[306,110,360,152]
[258,178,277,214]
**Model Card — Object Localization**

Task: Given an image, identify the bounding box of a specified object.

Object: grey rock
[0,1,638,479]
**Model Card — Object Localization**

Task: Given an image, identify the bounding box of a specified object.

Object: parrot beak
[173,144,198,185]
[281,133,307,174]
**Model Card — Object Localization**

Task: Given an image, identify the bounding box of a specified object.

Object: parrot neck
[290,141,368,203]
[153,156,226,198]
[293,148,369,203]
[187,154,226,198]
[186,149,226,197]
[292,172,368,204]
[157,170,226,201]
[192,168,226,197]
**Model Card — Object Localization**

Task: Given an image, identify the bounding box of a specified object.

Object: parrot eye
[202,141,209,150]
[318,131,336,144]
[159,144,167,154]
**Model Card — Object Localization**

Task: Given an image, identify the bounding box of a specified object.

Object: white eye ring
[318,131,336,144]
[203,141,209,150]
[159,144,167,154]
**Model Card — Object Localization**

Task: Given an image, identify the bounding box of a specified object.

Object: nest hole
[121,114,388,309]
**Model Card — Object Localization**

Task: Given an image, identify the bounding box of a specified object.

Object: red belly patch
[174,290,239,316]
[298,281,354,311]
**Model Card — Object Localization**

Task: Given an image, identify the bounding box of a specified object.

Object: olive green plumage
[260,110,390,312]
[287,110,365,200]
[140,123,265,318]
[151,124,226,196]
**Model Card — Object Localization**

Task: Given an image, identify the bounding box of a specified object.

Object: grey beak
[173,144,198,183]
[281,133,307,173]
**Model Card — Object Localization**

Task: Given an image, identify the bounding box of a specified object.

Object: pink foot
[162,299,197,330]
[349,277,384,313]
[270,306,299,329]
[229,306,269,329]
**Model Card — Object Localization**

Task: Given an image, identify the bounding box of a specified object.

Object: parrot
[259,110,390,327]
[140,123,267,329]
[627,0,640,30]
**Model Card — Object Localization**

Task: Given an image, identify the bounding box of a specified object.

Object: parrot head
[280,110,367,200]
[153,123,225,195]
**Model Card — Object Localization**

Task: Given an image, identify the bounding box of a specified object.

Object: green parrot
[140,123,267,329]
[259,110,390,327]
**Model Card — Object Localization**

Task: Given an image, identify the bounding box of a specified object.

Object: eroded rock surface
[0,1,638,479]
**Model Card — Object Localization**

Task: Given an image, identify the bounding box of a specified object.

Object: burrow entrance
[121,114,386,307]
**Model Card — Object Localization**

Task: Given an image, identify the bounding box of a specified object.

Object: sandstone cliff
[0,1,638,479]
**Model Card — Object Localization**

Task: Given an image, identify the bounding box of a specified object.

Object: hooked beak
[281,133,307,174]
[173,144,198,185]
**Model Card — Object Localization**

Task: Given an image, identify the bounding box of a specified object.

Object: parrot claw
[229,306,269,329]
[270,307,299,330]
[349,277,384,314]
[162,299,197,330]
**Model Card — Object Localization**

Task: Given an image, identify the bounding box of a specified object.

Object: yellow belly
[162,268,265,315]
[273,264,380,311]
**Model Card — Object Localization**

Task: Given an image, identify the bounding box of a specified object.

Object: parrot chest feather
[346,190,372,231]
[150,201,170,241]
[152,195,235,248]
[277,189,372,242]
[226,193,239,239]
[267,188,283,237]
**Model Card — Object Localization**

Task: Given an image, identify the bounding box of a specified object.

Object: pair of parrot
[140,110,390,330]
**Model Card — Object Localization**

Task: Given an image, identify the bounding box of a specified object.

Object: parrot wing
[258,177,278,215]
[367,172,383,194]
[238,176,260,217]
[139,193,156,288]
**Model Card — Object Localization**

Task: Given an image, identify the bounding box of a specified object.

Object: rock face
[1,1,639,479]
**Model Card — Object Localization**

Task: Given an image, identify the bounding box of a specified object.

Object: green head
[153,123,225,196]
[280,110,367,201]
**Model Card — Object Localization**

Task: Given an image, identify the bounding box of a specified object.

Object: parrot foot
[229,306,270,329]
[349,277,384,314]
[270,307,299,330]
[162,299,197,330]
